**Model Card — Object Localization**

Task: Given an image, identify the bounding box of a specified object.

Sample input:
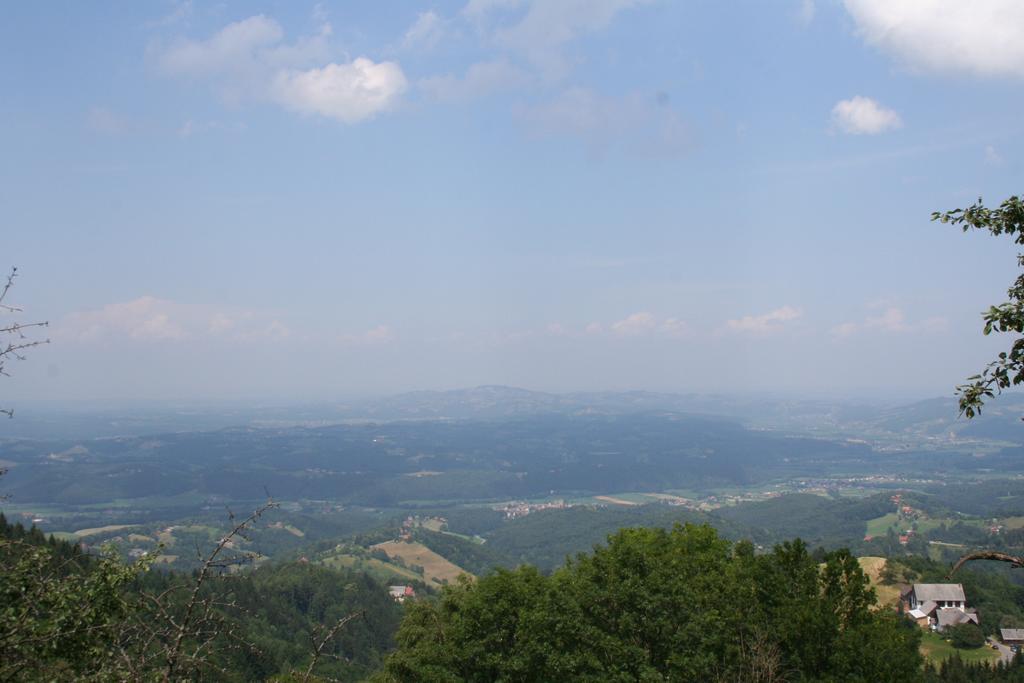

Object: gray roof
[1002,629,1024,641]
[913,583,966,603]
[917,601,938,616]
[937,609,979,629]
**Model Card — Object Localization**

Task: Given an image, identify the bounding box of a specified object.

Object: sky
[2,0,1024,402]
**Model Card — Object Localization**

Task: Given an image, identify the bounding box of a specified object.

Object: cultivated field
[371,540,471,585]
[73,524,136,538]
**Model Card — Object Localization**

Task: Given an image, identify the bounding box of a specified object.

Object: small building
[906,584,967,611]
[936,608,980,630]
[1001,629,1024,646]
[903,584,978,632]
[389,585,415,603]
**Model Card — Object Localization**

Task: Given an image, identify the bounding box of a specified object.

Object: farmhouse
[903,583,979,631]
[1001,629,1024,647]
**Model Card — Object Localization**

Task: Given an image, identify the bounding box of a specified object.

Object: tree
[948,622,986,650]
[932,196,1024,418]
[377,524,922,681]
[937,197,1024,574]
[0,266,49,419]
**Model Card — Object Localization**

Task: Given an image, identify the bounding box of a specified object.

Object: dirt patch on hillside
[371,540,471,585]
[595,495,639,506]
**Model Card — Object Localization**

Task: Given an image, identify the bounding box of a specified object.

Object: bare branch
[0,267,20,311]
[948,550,1024,577]
[302,611,365,682]
[161,498,278,681]
[0,267,49,418]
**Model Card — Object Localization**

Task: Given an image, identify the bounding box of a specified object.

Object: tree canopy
[933,195,1024,418]
[378,524,921,682]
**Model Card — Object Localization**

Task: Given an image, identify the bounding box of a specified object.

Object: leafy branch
[933,195,1024,418]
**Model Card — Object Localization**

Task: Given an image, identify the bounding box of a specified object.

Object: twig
[302,611,365,682]
[161,498,277,681]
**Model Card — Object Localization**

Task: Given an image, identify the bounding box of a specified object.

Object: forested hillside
[0,514,402,681]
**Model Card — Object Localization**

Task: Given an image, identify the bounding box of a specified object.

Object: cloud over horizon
[727,306,802,334]
[60,297,291,345]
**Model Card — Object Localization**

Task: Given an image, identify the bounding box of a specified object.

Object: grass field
[421,518,445,532]
[322,553,422,584]
[371,540,471,585]
[920,631,1001,664]
[72,524,136,538]
[865,513,900,537]
[857,556,903,608]
[269,521,305,537]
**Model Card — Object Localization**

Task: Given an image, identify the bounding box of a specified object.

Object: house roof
[917,601,938,616]
[913,583,966,603]
[936,609,979,628]
[908,609,927,620]
[1002,629,1024,641]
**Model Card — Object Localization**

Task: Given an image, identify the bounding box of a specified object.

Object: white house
[903,583,978,631]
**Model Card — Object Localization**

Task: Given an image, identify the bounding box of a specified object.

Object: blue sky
[3,0,1024,401]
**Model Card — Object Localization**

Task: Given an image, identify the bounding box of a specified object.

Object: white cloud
[462,0,525,22]
[419,60,531,101]
[611,311,657,336]
[521,87,690,157]
[865,306,908,332]
[62,297,292,344]
[154,15,406,123]
[661,317,688,338]
[832,307,949,338]
[797,0,815,26]
[585,322,603,334]
[157,15,285,79]
[271,59,407,123]
[403,11,447,50]
[985,145,1005,166]
[147,0,193,28]
[492,0,652,80]
[844,0,1024,78]
[608,312,689,338]
[727,306,802,334]
[417,0,651,101]
[830,96,902,135]
[339,325,395,345]
[63,297,189,342]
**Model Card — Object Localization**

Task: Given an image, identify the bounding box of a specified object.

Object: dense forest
[0,513,402,681]
[12,504,1024,681]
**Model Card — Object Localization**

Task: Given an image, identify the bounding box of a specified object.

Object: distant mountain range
[5,385,1024,444]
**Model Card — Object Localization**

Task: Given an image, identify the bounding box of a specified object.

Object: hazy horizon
[4,1,1024,401]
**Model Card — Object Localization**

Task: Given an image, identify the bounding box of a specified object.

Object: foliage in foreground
[924,653,1024,682]
[379,523,922,682]
[933,194,1024,418]
[0,513,402,681]
[0,516,141,680]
